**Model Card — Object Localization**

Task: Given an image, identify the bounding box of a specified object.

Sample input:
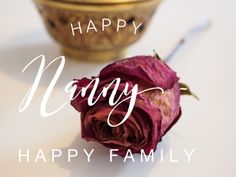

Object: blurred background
[0,0,236,177]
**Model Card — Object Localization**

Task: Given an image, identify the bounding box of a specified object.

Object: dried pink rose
[71,55,182,157]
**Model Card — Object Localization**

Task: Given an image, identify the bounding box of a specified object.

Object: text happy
[70,18,143,35]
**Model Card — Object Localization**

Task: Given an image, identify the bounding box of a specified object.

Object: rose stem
[164,20,212,63]
[153,49,161,60]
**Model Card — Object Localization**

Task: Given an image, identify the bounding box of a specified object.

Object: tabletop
[0,0,236,177]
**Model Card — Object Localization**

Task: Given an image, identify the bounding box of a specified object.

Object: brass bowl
[34,0,162,62]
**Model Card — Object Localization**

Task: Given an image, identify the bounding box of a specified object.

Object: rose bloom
[71,56,181,157]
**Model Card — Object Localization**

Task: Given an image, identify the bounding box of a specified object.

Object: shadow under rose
[0,31,106,88]
[55,134,170,177]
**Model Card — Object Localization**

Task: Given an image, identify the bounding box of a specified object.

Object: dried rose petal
[71,55,181,156]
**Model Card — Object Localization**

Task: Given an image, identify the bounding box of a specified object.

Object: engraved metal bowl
[34,0,162,62]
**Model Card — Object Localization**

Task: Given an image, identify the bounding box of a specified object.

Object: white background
[0,0,236,176]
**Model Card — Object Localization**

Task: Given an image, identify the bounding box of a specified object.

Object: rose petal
[99,56,179,90]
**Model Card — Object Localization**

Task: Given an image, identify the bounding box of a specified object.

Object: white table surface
[0,0,236,177]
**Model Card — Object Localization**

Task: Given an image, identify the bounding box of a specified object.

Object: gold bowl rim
[39,0,160,5]
[34,0,162,11]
